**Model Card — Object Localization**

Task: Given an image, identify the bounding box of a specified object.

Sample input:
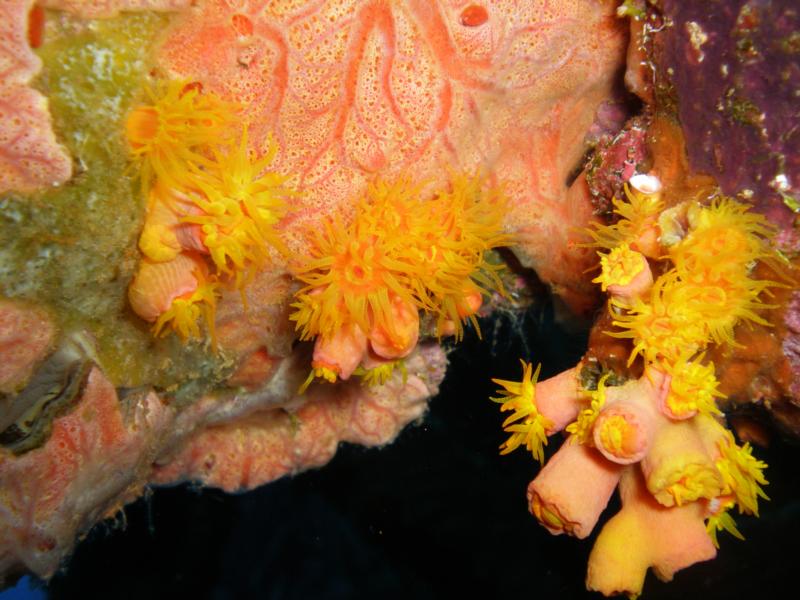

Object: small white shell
[628,173,663,195]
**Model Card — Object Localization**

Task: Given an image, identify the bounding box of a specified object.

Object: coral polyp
[593,243,648,292]
[153,278,219,343]
[491,177,785,597]
[292,175,509,387]
[126,80,239,193]
[406,173,509,338]
[183,130,294,286]
[671,198,775,273]
[609,272,710,365]
[128,252,218,343]
[292,210,417,343]
[609,196,781,362]
[586,183,664,256]
[491,361,551,464]
[565,374,610,444]
[660,354,724,420]
[125,80,295,343]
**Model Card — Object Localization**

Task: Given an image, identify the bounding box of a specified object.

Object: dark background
[14,300,800,599]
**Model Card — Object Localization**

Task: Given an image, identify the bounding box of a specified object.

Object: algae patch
[0,12,232,394]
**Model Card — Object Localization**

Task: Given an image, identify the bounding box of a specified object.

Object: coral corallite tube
[592,400,656,465]
[312,322,368,380]
[595,244,654,305]
[640,419,723,507]
[534,367,582,433]
[527,441,623,539]
[586,467,716,598]
[367,295,420,359]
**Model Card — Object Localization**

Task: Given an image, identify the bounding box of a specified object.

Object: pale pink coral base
[0,344,445,583]
[587,468,717,597]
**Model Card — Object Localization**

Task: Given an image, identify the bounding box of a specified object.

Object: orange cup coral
[292,174,510,389]
[491,178,781,597]
[125,79,296,344]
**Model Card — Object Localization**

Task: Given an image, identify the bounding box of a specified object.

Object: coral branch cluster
[492,177,782,597]
[291,175,509,389]
[126,80,295,343]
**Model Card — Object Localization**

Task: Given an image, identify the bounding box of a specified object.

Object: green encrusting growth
[0,12,232,398]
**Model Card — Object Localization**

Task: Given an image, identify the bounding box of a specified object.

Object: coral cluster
[291,175,509,388]
[492,176,783,596]
[125,80,295,343]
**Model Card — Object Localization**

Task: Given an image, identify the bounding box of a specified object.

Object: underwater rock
[655,0,800,224]
[14,0,800,595]
[0,332,95,455]
[0,341,445,583]
[0,300,54,394]
[642,0,800,433]
[0,367,173,581]
[586,114,650,211]
[152,343,444,492]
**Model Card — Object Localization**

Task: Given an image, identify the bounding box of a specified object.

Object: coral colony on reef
[126,80,294,341]
[492,177,782,597]
[1,0,798,597]
[290,175,508,389]
[124,79,508,380]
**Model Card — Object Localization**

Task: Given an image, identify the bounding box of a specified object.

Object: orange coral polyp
[126,106,160,148]
[128,253,202,321]
[705,497,744,548]
[311,321,369,382]
[593,406,651,465]
[153,278,219,344]
[594,244,645,291]
[294,223,410,342]
[659,357,724,419]
[642,418,724,507]
[530,492,570,533]
[181,130,293,286]
[126,80,240,192]
[677,198,774,261]
[492,361,553,464]
[715,433,769,516]
[334,240,388,295]
[368,294,420,359]
[527,441,624,539]
[292,174,509,347]
[610,273,709,365]
[585,184,664,253]
[666,275,772,348]
[412,175,509,337]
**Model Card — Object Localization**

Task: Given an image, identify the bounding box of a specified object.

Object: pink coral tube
[128,253,202,321]
[368,294,420,359]
[534,367,581,433]
[527,441,623,539]
[640,418,723,507]
[312,322,368,380]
